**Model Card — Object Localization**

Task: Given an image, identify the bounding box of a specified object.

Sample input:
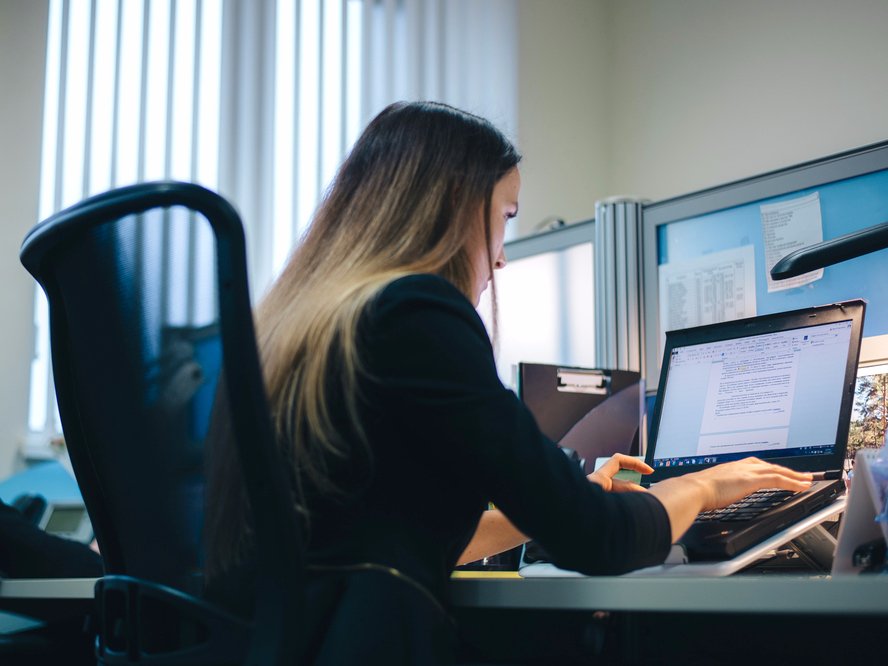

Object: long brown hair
[208,101,520,571]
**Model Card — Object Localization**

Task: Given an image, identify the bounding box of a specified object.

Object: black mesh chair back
[20,182,304,665]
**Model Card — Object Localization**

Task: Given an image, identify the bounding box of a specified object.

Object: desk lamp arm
[770,220,888,280]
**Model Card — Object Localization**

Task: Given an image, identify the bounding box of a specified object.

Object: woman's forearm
[647,476,709,543]
[456,509,528,566]
[648,458,814,543]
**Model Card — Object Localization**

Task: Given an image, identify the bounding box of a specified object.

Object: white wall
[0,0,49,478]
[609,0,888,200]
[515,0,610,236]
[516,0,888,218]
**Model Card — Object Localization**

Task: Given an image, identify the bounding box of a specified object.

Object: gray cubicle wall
[504,218,595,263]
[641,139,888,393]
[490,219,596,386]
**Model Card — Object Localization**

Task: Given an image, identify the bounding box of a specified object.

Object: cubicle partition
[483,220,596,387]
[491,139,888,460]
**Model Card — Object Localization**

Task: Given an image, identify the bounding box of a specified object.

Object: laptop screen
[646,300,865,481]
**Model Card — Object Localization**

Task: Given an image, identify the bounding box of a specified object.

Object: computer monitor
[642,139,888,394]
[478,220,596,388]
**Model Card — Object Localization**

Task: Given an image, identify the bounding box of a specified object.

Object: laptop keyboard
[694,489,796,523]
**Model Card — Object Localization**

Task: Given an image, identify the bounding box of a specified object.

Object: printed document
[761,192,824,292]
[658,245,756,348]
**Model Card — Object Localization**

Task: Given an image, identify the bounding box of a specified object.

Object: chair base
[96,575,250,665]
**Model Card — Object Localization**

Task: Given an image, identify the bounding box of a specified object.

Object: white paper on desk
[658,245,756,350]
[761,191,824,292]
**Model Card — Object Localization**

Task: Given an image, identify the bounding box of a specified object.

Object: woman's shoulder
[380,273,464,301]
[367,273,485,336]
[374,274,472,313]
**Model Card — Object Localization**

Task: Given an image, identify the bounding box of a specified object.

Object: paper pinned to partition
[761,191,824,292]
[658,245,756,348]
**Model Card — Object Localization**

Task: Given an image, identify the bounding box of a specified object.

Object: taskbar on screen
[652,444,833,469]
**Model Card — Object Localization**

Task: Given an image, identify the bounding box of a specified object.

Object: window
[29,0,362,444]
[30,0,518,447]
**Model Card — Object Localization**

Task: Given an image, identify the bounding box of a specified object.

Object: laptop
[644,299,865,561]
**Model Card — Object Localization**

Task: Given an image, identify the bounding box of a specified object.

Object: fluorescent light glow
[170,0,196,180]
[115,0,144,186]
[30,0,64,433]
[320,0,343,189]
[27,290,50,432]
[273,0,297,271]
[296,0,321,235]
[144,0,170,180]
[196,0,222,187]
[38,0,62,221]
[88,0,119,193]
[60,0,92,207]
[345,0,362,149]
[194,0,223,324]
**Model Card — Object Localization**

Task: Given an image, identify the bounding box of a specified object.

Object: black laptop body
[644,299,866,561]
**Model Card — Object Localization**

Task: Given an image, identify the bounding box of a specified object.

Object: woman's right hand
[688,457,813,511]
[648,457,813,543]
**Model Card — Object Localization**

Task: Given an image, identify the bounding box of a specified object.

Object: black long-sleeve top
[304,274,671,599]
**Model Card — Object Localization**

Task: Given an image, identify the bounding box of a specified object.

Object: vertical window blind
[30,0,518,441]
[31,0,228,435]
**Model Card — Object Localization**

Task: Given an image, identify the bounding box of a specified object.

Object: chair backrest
[20,182,304,664]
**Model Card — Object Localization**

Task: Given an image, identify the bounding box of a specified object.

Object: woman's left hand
[586,453,653,492]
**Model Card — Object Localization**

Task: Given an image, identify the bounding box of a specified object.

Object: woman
[207,101,812,663]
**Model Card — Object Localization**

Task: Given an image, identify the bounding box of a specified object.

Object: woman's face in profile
[471,167,521,307]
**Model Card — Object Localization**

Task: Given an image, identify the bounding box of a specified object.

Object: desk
[0,578,96,663]
[450,573,888,614]
[449,495,888,662]
[0,578,95,600]
[0,578,95,623]
[452,565,888,664]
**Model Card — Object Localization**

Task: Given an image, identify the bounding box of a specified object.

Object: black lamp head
[770,220,888,280]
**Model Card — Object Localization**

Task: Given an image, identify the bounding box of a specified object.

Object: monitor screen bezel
[490,218,596,386]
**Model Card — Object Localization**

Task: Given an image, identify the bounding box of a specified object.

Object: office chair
[20,182,305,665]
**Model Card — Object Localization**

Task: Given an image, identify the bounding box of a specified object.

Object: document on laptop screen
[652,320,853,467]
